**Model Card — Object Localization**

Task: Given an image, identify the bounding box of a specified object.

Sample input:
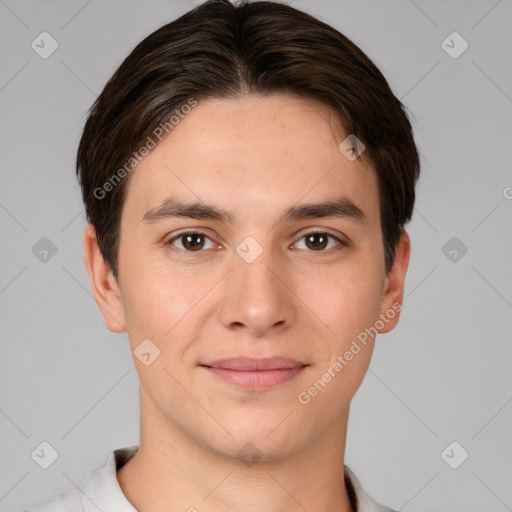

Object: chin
[211,419,304,460]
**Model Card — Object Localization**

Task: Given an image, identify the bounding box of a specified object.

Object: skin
[84,93,410,512]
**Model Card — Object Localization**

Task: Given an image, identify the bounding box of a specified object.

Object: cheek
[299,268,381,407]
[119,250,196,342]
[301,259,383,342]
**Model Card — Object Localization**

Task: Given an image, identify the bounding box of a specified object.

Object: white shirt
[23,445,397,512]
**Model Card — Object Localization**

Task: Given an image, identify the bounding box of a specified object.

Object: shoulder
[20,488,82,512]
[20,446,139,512]
[344,465,398,512]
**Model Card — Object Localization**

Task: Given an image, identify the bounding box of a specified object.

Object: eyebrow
[140,196,368,226]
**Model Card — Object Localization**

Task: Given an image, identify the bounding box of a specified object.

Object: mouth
[200,357,308,390]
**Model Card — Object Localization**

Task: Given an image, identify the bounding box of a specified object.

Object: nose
[218,241,296,337]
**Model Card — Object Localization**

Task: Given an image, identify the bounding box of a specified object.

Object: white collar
[76,446,395,512]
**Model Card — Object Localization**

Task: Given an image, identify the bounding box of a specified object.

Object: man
[26,0,419,510]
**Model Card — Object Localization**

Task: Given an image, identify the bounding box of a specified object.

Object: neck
[117,388,355,512]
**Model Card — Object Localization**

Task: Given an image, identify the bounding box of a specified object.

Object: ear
[377,230,411,334]
[83,224,126,333]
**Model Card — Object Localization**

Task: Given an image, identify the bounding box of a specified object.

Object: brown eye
[305,232,329,250]
[181,233,205,251]
[293,231,346,252]
[167,232,215,252]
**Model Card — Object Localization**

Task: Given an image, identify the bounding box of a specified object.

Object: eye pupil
[183,234,204,251]
[305,233,328,250]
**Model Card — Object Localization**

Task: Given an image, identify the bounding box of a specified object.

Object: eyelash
[165,229,348,255]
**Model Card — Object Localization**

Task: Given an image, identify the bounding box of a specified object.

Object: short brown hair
[77,0,420,281]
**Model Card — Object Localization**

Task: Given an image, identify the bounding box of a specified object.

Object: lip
[200,357,308,390]
[202,357,306,371]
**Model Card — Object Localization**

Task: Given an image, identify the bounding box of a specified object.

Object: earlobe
[83,224,126,333]
[377,231,411,334]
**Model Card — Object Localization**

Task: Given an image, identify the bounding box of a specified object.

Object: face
[85,93,410,460]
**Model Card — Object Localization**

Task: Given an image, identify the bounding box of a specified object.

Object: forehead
[122,93,380,227]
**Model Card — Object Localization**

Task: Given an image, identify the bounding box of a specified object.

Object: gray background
[1,0,511,511]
